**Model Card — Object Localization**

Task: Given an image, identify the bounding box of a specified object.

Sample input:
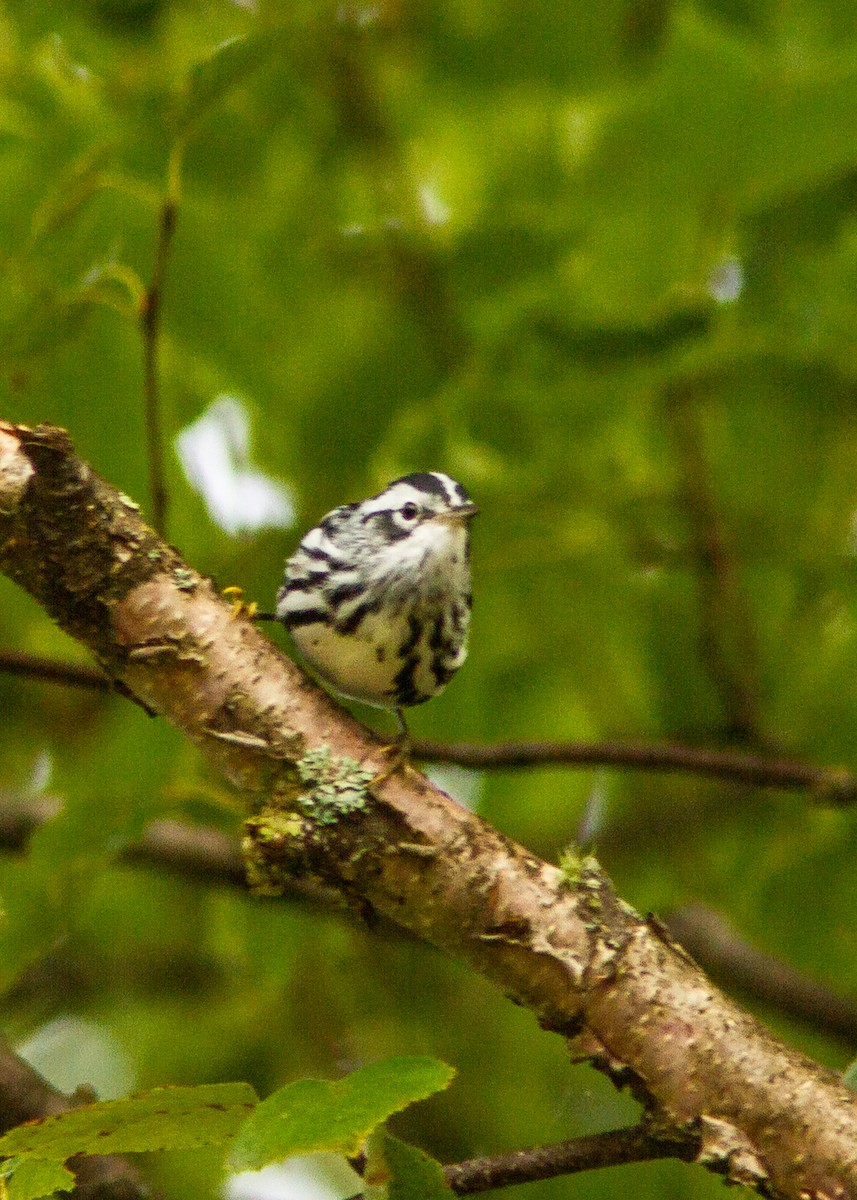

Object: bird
[276,472,477,771]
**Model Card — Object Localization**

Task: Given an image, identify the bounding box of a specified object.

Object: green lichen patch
[558,844,585,887]
[241,747,375,894]
[559,847,602,890]
[296,745,374,826]
[172,567,197,591]
[242,810,306,895]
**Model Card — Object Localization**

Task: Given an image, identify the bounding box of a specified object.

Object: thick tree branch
[1,420,856,1198]
[5,803,857,1047]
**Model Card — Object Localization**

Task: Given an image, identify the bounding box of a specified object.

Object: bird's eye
[400,502,419,521]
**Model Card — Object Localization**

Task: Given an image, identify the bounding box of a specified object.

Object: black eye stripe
[376,511,411,540]
[360,509,417,538]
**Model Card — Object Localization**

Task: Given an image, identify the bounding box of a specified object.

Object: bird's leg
[371,708,412,786]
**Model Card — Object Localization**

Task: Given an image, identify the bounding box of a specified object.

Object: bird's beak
[434,503,479,524]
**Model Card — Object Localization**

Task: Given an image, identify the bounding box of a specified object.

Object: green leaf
[380,1133,455,1200]
[2,1157,75,1200]
[228,1057,456,1171]
[172,33,284,134]
[0,1084,258,1161]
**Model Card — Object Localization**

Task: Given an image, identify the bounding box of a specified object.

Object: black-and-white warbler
[276,472,477,757]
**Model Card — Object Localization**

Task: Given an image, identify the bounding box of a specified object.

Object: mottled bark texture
[1,420,856,1197]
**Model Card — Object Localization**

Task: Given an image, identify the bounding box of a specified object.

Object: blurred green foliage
[2,1,857,1196]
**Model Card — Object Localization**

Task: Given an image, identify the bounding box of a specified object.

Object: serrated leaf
[172,33,283,133]
[228,1057,455,1171]
[2,1157,75,1200]
[0,1084,258,1161]
[381,1133,455,1200]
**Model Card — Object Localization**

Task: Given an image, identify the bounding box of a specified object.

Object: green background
[2,1,857,1195]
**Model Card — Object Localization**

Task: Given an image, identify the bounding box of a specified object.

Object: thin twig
[413,737,857,803]
[140,141,183,537]
[667,904,857,1043]
[0,649,111,691]
[122,817,246,885]
[1,646,855,801]
[347,1126,697,1197]
[666,381,762,742]
[2,645,857,800]
[443,1126,698,1193]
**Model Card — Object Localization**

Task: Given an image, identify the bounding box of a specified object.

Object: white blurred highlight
[225,1154,359,1200]
[576,773,610,845]
[424,764,483,812]
[418,183,451,227]
[176,396,295,537]
[17,1016,136,1100]
[707,255,744,304]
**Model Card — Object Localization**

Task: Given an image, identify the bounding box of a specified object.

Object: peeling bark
[1,420,856,1197]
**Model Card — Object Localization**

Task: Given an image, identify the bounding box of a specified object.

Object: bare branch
[666,381,762,742]
[2,644,854,802]
[443,1126,699,1193]
[139,143,183,536]
[0,649,111,691]
[667,904,857,1043]
[347,1125,698,1197]
[122,819,343,913]
[414,737,857,801]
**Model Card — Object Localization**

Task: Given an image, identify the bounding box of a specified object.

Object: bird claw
[370,742,410,787]
[222,586,258,620]
[370,710,414,786]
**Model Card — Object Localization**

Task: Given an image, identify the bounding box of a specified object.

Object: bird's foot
[371,741,410,787]
[370,709,414,786]
[222,586,258,620]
